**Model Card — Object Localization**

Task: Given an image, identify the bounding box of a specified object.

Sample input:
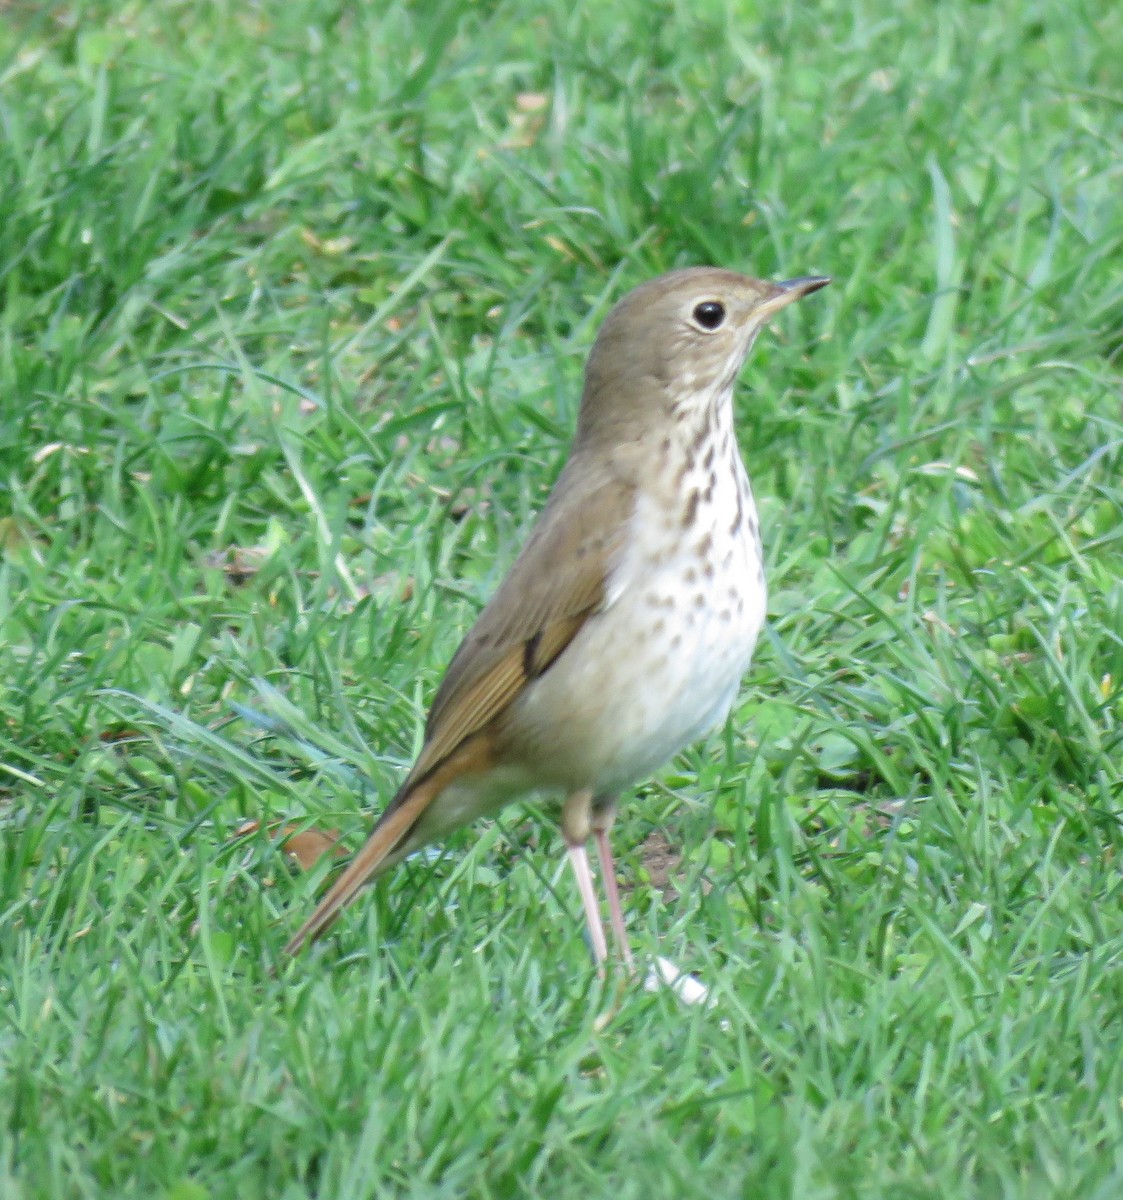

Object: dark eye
[692,301,726,330]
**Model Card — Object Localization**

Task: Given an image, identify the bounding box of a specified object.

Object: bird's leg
[566,842,609,968]
[562,790,608,967]
[591,796,634,971]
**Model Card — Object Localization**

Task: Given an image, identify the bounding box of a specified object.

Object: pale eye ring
[692,300,726,330]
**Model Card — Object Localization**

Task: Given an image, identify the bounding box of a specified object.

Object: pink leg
[566,841,608,966]
[594,828,634,970]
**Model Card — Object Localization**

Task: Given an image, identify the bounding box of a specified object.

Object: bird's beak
[759,275,831,318]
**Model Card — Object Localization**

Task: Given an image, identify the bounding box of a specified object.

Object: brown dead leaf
[204,543,279,585]
[233,819,347,870]
[99,726,144,744]
[282,828,346,870]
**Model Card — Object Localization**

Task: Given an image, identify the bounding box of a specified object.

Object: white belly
[509,474,766,795]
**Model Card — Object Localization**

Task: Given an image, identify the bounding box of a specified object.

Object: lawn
[2,1,1122,1197]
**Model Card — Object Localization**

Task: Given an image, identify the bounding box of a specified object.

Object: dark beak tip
[779,275,831,296]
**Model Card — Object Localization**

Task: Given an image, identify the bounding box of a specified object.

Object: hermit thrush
[284,267,829,964]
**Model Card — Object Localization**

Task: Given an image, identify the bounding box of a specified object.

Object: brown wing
[284,455,638,954]
[399,458,635,794]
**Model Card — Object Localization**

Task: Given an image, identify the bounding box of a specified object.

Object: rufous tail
[282,734,493,955]
[282,782,432,955]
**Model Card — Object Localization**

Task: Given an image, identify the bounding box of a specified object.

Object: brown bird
[284,267,829,965]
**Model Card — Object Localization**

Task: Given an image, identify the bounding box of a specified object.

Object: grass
[2,0,1122,1196]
